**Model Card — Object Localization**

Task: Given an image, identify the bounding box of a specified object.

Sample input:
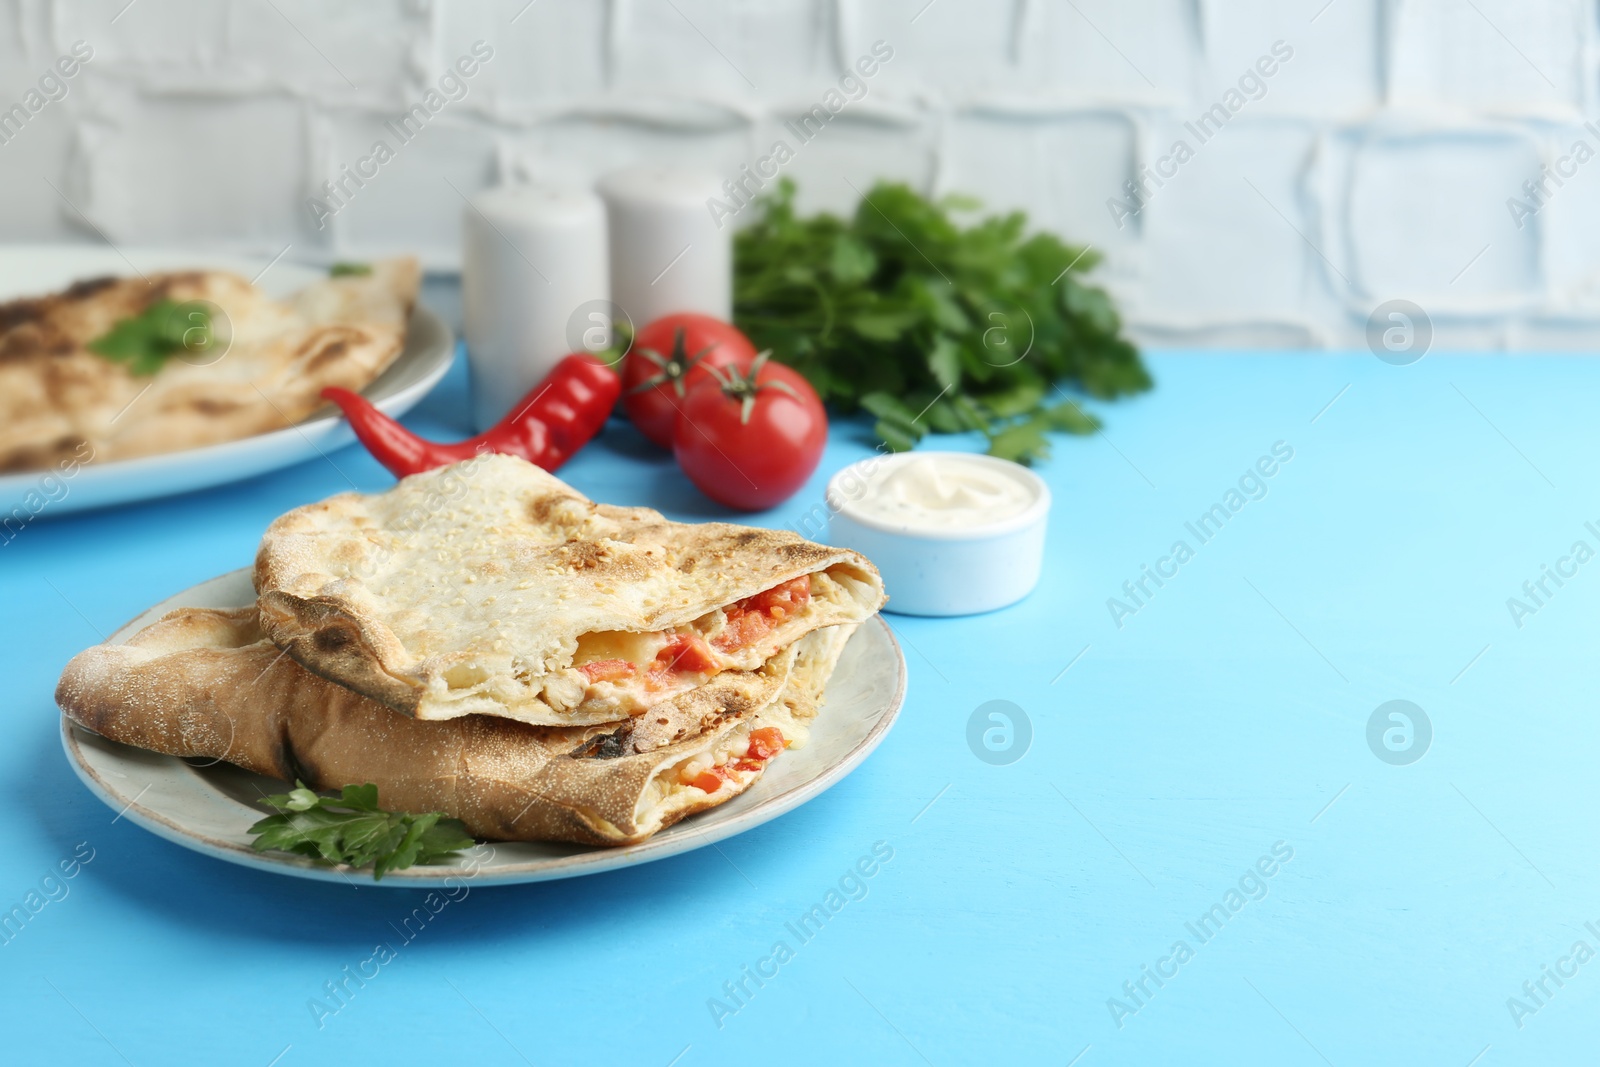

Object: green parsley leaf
[248,781,475,881]
[329,262,373,277]
[829,235,876,284]
[87,299,217,376]
[927,335,963,391]
[850,309,920,341]
[980,398,1103,466]
[979,380,1045,420]
[860,391,927,452]
[987,419,1053,465]
[733,179,1152,461]
[1046,398,1102,435]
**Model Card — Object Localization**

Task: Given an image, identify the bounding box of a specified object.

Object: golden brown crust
[255,592,423,715]
[0,258,419,472]
[253,455,886,725]
[55,607,851,846]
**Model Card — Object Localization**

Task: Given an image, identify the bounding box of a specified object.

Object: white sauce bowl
[825,451,1051,617]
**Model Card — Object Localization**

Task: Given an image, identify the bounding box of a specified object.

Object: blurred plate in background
[0,246,453,517]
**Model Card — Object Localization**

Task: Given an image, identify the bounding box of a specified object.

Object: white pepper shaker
[596,166,732,330]
[461,184,608,431]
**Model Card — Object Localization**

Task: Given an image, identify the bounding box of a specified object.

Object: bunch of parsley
[732,180,1151,463]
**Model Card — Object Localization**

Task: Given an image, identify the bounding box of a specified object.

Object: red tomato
[672,354,827,511]
[621,314,758,448]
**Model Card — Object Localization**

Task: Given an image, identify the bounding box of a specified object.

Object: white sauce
[841,454,1037,531]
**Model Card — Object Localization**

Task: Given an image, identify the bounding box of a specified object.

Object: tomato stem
[704,350,802,424]
[624,326,714,398]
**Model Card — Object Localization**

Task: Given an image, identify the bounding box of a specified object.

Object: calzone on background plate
[0,257,418,472]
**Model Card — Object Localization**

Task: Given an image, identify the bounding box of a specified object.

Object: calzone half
[57,607,858,846]
[253,454,885,727]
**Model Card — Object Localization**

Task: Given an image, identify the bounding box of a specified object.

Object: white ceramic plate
[0,246,453,516]
[60,569,907,886]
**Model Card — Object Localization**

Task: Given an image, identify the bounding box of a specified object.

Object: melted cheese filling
[567,574,830,718]
[640,722,787,813]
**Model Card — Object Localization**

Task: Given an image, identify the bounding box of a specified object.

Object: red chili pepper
[322,353,621,478]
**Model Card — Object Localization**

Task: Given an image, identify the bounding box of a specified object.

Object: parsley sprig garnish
[87,299,218,376]
[249,781,475,881]
[733,179,1152,464]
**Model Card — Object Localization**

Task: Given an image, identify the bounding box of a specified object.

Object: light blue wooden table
[3,348,1594,1066]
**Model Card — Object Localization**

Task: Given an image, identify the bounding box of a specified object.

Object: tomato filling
[745,726,785,759]
[688,769,726,793]
[575,578,812,696]
[711,577,811,653]
[686,726,787,792]
[579,633,718,693]
[577,659,634,684]
[652,632,718,675]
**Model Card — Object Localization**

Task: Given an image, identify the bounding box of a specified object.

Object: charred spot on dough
[527,493,591,528]
[718,692,759,717]
[61,276,118,302]
[149,272,208,302]
[191,397,243,415]
[309,339,349,369]
[677,555,697,573]
[527,495,563,523]
[0,297,45,333]
[276,729,313,785]
[551,539,652,581]
[558,541,609,570]
[570,724,633,760]
[0,330,39,361]
[303,332,357,372]
[313,627,352,653]
[0,435,83,474]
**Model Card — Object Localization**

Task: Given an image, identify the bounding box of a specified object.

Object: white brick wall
[2,0,1598,349]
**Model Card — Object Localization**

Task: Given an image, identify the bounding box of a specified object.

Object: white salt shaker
[461,184,608,431]
[596,166,731,329]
